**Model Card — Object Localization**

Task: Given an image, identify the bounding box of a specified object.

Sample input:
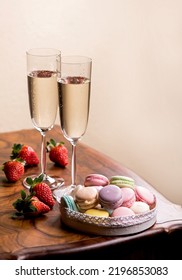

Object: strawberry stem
[10,143,24,159]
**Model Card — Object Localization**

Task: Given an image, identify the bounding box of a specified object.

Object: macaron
[84,173,109,187]
[111,206,135,217]
[130,201,150,214]
[61,195,78,211]
[110,175,135,189]
[120,187,136,207]
[75,186,99,211]
[70,184,84,199]
[85,208,109,217]
[99,184,123,210]
[135,186,155,207]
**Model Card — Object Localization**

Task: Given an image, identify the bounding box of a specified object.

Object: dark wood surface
[0,125,182,260]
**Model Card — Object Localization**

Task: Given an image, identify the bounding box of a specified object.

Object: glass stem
[40,131,47,178]
[71,142,77,187]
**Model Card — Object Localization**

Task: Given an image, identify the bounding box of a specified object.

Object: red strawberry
[47,139,68,167]
[30,196,50,216]
[12,190,50,218]
[2,159,25,182]
[26,174,55,208]
[11,143,39,166]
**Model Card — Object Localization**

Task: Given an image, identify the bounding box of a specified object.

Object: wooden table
[0,126,182,260]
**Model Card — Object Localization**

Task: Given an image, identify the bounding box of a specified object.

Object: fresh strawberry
[30,196,50,216]
[12,190,50,218]
[11,143,39,166]
[2,159,25,182]
[26,174,55,208]
[47,139,68,167]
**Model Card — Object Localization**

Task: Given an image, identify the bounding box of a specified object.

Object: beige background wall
[0,0,182,205]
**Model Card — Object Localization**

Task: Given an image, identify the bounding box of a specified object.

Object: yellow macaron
[85,208,109,217]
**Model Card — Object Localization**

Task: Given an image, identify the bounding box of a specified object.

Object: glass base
[53,185,75,203]
[23,174,65,191]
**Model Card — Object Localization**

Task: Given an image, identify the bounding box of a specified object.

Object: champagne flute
[23,48,64,190]
[53,56,92,199]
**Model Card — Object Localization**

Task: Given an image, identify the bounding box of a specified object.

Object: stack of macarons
[62,173,156,218]
[74,186,99,211]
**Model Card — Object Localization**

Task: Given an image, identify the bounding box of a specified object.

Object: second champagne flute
[53,55,92,200]
[23,48,64,189]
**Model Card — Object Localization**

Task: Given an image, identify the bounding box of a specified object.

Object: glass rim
[61,55,92,64]
[26,48,61,57]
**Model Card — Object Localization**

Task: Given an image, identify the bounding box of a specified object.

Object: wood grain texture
[0,126,182,260]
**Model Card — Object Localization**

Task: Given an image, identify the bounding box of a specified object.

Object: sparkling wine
[58,76,90,142]
[28,70,58,131]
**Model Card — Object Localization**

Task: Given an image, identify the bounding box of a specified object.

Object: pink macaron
[99,184,123,210]
[111,206,135,217]
[120,187,136,208]
[135,186,155,207]
[84,173,109,187]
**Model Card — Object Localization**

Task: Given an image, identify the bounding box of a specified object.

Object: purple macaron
[99,184,123,210]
